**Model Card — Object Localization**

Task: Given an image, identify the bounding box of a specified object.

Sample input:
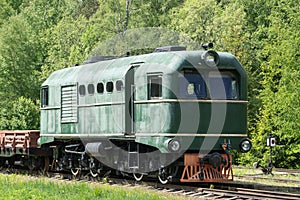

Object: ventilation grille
[61,85,78,123]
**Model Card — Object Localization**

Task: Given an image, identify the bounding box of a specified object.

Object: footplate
[180,153,233,182]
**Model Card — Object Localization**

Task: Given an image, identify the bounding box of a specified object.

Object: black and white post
[266,133,276,171]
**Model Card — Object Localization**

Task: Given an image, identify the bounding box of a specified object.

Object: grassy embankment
[0,174,185,200]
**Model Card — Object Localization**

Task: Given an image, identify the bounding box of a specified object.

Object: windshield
[178,70,238,100]
[208,72,238,100]
[179,73,207,99]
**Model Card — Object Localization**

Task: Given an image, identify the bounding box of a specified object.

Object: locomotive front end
[175,50,251,182]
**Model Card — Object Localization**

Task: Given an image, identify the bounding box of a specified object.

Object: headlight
[201,50,220,67]
[240,139,252,152]
[167,139,181,152]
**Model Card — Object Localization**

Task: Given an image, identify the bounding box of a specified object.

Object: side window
[97,82,104,94]
[106,81,114,93]
[231,80,238,99]
[148,74,162,99]
[88,84,95,95]
[79,85,86,96]
[41,86,49,107]
[116,80,124,92]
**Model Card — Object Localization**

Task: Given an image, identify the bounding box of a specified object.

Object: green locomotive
[0,45,251,184]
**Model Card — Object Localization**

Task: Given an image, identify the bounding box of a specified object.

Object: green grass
[0,174,185,200]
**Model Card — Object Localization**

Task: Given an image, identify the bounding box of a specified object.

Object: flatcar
[0,45,251,184]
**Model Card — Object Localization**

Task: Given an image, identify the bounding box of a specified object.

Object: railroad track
[96,176,300,200]
[234,166,300,174]
[235,174,300,184]
[146,180,300,199]
[1,168,300,200]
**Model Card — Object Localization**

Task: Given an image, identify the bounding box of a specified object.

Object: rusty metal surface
[0,130,40,153]
[181,153,233,182]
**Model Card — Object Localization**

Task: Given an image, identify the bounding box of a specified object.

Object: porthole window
[116,80,124,91]
[79,85,86,96]
[97,82,104,94]
[106,81,114,93]
[88,84,95,95]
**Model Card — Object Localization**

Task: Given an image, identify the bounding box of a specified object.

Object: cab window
[208,72,238,99]
[41,86,49,107]
[148,74,162,99]
[179,73,206,99]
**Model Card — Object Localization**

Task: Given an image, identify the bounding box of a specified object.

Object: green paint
[40,50,248,154]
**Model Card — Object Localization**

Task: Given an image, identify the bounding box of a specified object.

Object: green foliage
[0,97,39,130]
[129,0,184,28]
[7,0,24,14]
[20,0,79,31]
[170,0,247,56]
[170,0,220,44]
[40,16,92,80]
[74,0,99,19]
[0,1,15,26]
[0,174,183,200]
[238,0,300,168]
[0,15,41,100]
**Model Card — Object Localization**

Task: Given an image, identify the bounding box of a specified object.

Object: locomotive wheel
[71,168,81,176]
[158,168,169,184]
[90,169,98,178]
[89,158,100,178]
[43,156,50,172]
[158,174,169,184]
[28,158,35,171]
[133,173,143,182]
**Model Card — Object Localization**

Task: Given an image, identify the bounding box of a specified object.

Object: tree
[0,97,40,130]
[129,0,184,28]
[239,0,300,168]
[170,0,220,44]
[0,0,15,26]
[0,16,41,100]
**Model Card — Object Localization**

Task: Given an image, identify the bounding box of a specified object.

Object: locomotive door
[125,64,139,135]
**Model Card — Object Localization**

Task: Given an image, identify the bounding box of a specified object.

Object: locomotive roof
[42,50,243,86]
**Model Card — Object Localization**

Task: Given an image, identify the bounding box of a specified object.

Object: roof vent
[154,46,186,52]
[83,56,120,64]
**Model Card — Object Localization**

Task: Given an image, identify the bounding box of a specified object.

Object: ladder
[128,143,139,169]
